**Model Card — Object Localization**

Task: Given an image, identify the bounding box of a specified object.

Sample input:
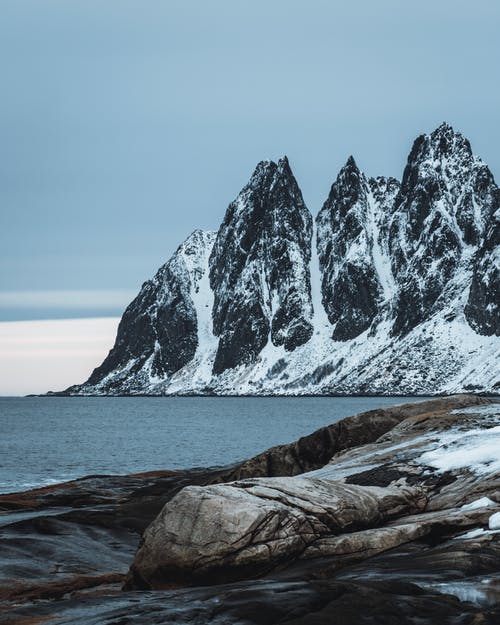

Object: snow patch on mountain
[67,124,500,396]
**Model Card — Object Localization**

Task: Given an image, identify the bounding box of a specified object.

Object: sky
[1,1,499,393]
[0,318,119,395]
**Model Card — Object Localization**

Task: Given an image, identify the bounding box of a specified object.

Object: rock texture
[128,478,423,586]
[64,124,500,396]
[209,157,313,374]
[389,123,499,335]
[465,206,500,335]
[317,157,399,340]
[126,395,500,589]
[3,396,500,625]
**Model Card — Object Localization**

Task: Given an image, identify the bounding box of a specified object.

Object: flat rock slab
[126,395,500,588]
[7,536,500,625]
[2,394,500,625]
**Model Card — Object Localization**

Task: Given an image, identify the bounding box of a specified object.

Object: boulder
[126,395,499,588]
[127,478,423,587]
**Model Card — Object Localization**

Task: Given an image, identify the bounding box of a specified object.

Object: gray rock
[126,395,499,588]
[389,123,498,335]
[316,157,399,340]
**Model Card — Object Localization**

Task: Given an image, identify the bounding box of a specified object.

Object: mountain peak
[333,155,364,191]
[250,158,276,176]
[70,125,499,397]
[402,124,475,190]
[344,154,359,170]
[432,121,456,135]
[428,122,472,159]
[247,156,300,193]
[243,160,278,197]
[185,228,213,242]
[276,155,296,180]
[177,229,217,259]
[277,155,290,168]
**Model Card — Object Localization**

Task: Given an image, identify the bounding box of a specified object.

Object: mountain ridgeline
[68,124,500,395]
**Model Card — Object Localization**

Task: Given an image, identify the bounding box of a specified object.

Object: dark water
[0,396,426,494]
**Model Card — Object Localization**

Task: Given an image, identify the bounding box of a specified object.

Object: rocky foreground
[2,395,500,624]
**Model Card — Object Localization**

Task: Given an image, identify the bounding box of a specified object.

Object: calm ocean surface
[0,396,426,494]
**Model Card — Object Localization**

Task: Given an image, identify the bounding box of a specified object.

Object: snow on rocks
[209,156,314,374]
[490,512,500,530]
[418,424,500,476]
[68,124,500,396]
[461,497,498,511]
[125,396,500,588]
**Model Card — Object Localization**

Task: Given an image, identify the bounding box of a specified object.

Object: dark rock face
[0,466,235,607]
[465,207,500,335]
[73,230,215,393]
[209,157,313,374]
[66,124,499,396]
[389,123,498,335]
[317,158,399,340]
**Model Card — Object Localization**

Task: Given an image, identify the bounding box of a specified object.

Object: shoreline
[35,391,500,398]
[2,395,500,624]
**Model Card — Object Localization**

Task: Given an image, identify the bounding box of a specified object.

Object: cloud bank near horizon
[0,290,135,322]
[0,317,119,395]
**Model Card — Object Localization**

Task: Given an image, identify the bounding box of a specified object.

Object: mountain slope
[67,125,500,396]
[388,123,498,335]
[209,157,313,374]
[70,230,217,394]
[316,156,400,340]
[465,206,500,336]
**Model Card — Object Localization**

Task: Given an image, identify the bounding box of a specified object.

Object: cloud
[0,290,136,309]
[0,317,120,395]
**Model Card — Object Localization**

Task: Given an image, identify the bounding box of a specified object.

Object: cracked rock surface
[126,394,500,589]
[4,395,500,625]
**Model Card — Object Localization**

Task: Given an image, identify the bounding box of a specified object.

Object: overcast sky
[0,317,119,395]
[1,0,500,321]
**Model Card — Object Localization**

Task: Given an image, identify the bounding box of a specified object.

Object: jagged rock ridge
[81,230,217,393]
[317,156,400,340]
[209,157,313,374]
[65,124,499,396]
[389,123,499,335]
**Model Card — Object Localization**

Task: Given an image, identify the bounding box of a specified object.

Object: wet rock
[2,395,500,625]
[126,395,499,588]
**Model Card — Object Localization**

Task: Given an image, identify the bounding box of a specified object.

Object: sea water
[0,396,426,493]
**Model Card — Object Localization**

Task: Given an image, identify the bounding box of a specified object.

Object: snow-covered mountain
[209,156,313,374]
[316,156,400,341]
[66,124,500,396]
